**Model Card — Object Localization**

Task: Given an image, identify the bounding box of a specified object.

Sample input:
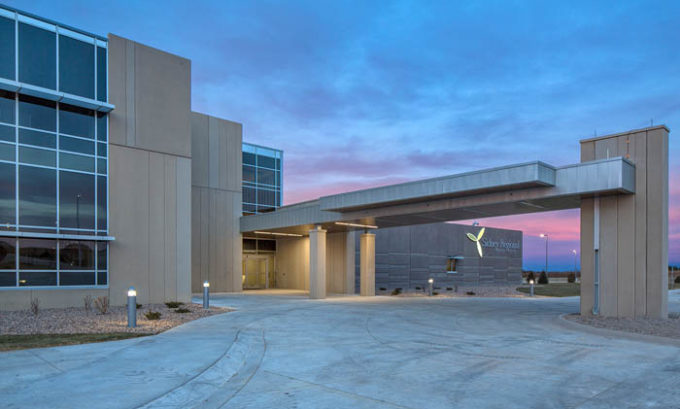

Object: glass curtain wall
[0,7,109,288]
[242,143,282,215]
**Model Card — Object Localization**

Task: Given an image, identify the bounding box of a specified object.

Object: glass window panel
[19,95,56,131]
[258,239,276,252]
[18,23,56,90]
[275,158,281,170]
[97,46,106,102]
[243,238,256,251]
[59,35,94,99]
[19,271,56,286]
[19,146,55,167]
[97,142,106,157]
[276,190,281,207]
[59,171,95,230]
[243,165,256,183]
[97,158,106,174]
[59,240,94,270]
[96,271,107,285]
[96,112,107,141]
[243,187,255,203]
[59,104,95,138]
[0,16,15,81]
[19,128,55,148]
[97,175,106,231]
[257,168,275,186]
[59,135,94,155]
[258,155,276,169]
[276,171,281,188]
[0,124,14,142]
[97,241,107,270]
[18,238,57,269]
[257,189,275,207]
[0,162,15,226]
[0,142,13,162]
[0,237,16,269]
[0,90,15,124]
[242,203,256,215]
[0,271,15,286]
[59,152,94,172]
[19,166,56,227]
[59,271,95,286]
[243,152,256,166]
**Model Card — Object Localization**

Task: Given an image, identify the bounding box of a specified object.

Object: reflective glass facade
[242,143,282,215]
[0,6,109,288]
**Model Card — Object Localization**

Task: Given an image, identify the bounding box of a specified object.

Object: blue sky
[8,0,679,270]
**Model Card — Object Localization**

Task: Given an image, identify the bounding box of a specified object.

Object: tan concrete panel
[345,231,356,294]
[191,188,202,292]
[164,156,178,301]
[646,128,669,318]
[580,198,594,315]
[616,194,635,317]
[633,133,647,317]
[190,113,209,188]
[231,193,243,292]
[0,289,110,311]
[309,228,327,299]
[360,233,376,296]
[176,157,192,302]
[148,152,166,303]
[276,237,310,290]
[134,42,191,157]
[595,137,619,159]
[107,34,128,147]
[326,232,347,294]
[220,119,243,192]
[581,141,595,162]
[109,145,150,305]
[599,196,618,316]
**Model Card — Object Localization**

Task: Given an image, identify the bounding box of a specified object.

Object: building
[0,5,670,319]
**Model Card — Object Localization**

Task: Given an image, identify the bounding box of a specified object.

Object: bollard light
[529,279,535,297]
[127,286,137,328]
[203,281,210,309]
[428,278,434,297]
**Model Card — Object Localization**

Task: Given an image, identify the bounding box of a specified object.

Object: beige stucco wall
[580,126,669,318]
[190,113,243,293]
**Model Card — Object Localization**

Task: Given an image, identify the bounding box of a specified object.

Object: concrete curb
[556,313,680,348]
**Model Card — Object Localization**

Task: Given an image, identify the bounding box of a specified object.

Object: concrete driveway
[2,291,680,409]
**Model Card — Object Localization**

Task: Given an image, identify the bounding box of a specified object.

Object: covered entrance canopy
[240,126,669,319]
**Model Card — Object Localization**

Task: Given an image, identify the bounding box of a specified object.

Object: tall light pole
[572,249,578,280]
[540,233,549,278]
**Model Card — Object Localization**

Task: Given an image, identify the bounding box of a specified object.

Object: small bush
[415,286,421,290]
[136,303,143,309]
[379,287,387,291]
[466,291,476,296]
[174,308,191,314]
[526,271,535,283]
[432,292,439,296]
[538,271,549,284]
[391,288,402,296]
[165,301,184,309]
[83,295,93,314]
[145,311,161,320]
[29,298,40,316]
[567,273,576,283]
[446,287,453,291]
[94,296,109,314]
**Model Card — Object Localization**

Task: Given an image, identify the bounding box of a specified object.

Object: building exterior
[242,142,282,215]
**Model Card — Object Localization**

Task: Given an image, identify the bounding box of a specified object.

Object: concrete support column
[360,232,375,296]
[345,231,356,294]
[309,226,327,299]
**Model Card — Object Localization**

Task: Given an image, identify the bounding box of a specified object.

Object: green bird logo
[466,228,485,258]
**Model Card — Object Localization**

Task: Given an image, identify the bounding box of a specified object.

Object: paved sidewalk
[1,291,680,408]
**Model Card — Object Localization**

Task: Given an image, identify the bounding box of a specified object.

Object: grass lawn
[0,333,151,352]
[517,283,580,297]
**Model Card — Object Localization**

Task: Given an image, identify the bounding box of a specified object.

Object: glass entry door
[243,255,269,289]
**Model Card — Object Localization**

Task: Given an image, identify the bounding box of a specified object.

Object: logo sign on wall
[466,228,485,258]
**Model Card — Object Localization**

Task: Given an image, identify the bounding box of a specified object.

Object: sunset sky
[11,0,678,271]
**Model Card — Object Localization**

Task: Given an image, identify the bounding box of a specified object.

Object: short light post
[529,279,535,297]
[203,281,210,309]
[127,287,137,328]
[428,278,434,296]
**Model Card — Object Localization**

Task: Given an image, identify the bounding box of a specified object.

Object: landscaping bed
[565,312,680,340]
[516,283,580,297]
[379,285,528,298]
[0,302,229,351]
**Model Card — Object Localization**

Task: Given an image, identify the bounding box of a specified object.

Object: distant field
[517,283,580,297]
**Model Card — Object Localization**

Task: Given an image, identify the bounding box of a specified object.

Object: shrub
[415,286,421,290]
[165,301,184,309]
[174,308,191,314]
[526,271,536,283]
[83,295,93,314]
[675,275,680,284]
[446,287,453,291]
[136,303,143,309]
[29,298,40,316]
[145,311,161,320]
[391,288,402,296]
[567,273,576,283]
[432,292,439,296]
[379,287,386,291]
[466,291,476,296]
[94,296,109,314]
[538,271,549,284]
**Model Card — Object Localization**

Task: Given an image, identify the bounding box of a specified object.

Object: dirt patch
[0,303,230,335]
[565,312,680,340]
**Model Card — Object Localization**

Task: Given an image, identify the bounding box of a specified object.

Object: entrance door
[243,255,269,289]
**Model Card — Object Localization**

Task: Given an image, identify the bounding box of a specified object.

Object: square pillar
[360,232,375,296]
[309,226,327,299]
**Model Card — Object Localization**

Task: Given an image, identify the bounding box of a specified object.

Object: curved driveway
[2,291,680,409]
